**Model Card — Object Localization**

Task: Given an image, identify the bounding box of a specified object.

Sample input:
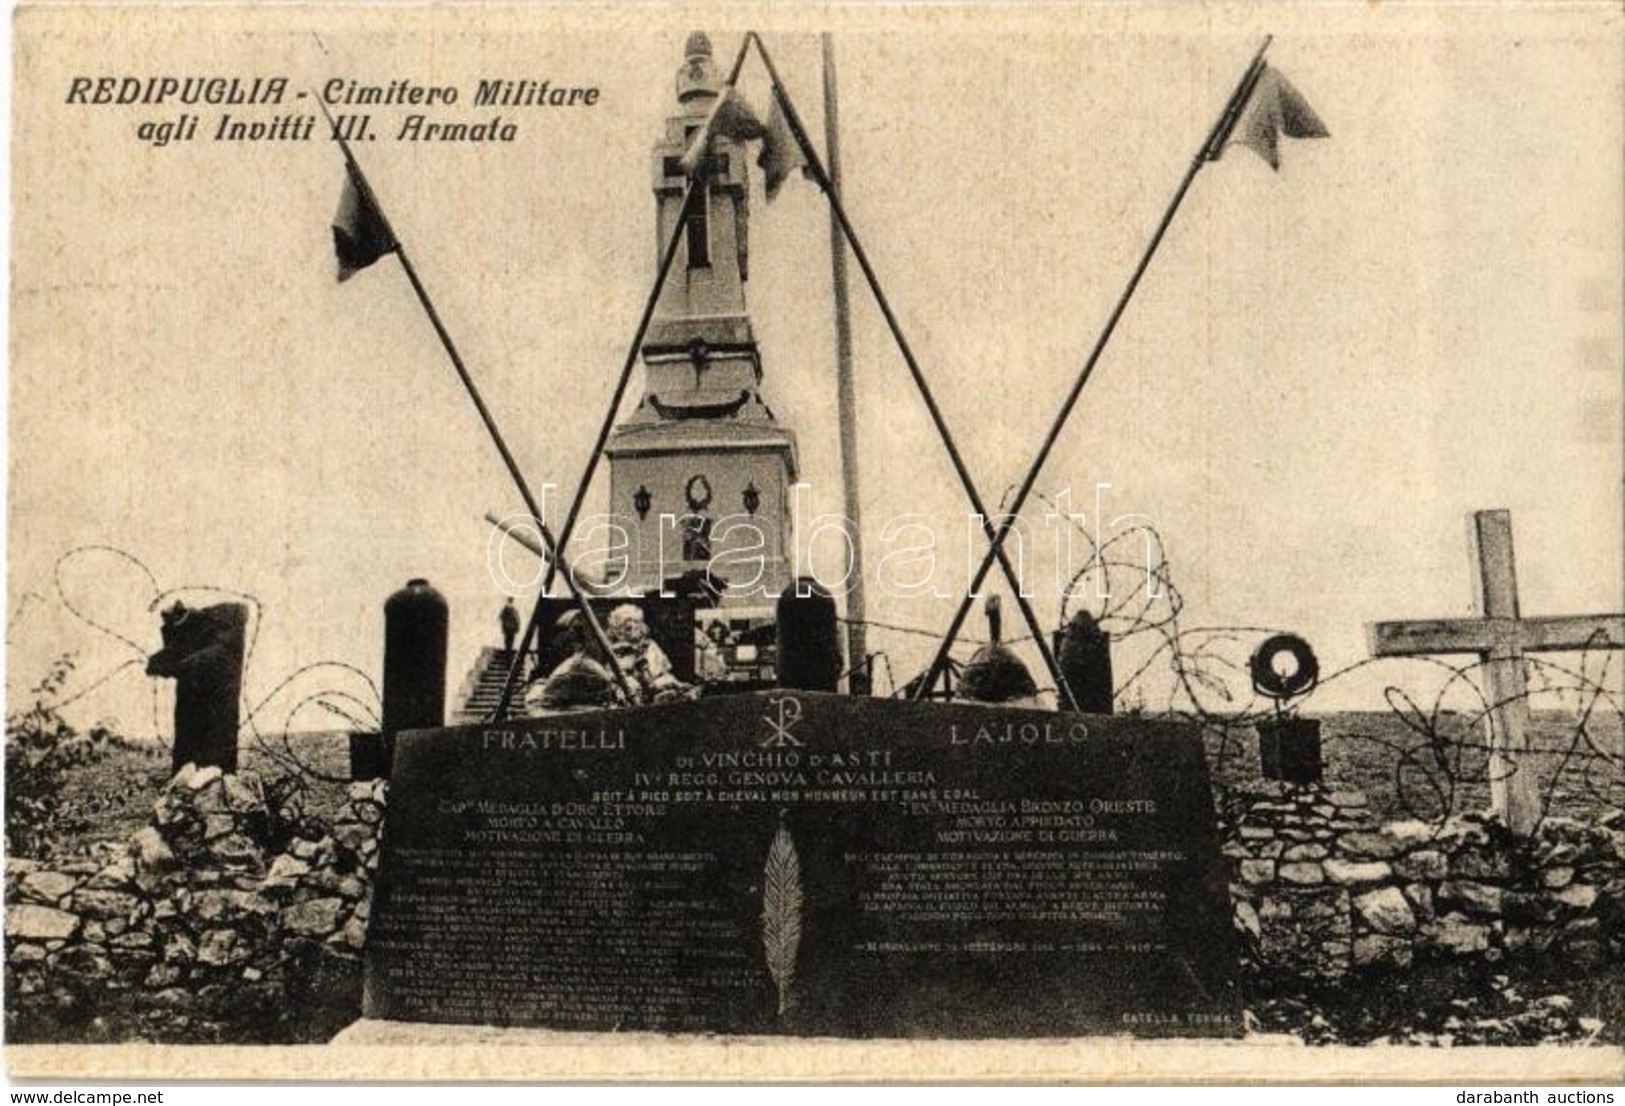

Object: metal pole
[749,35,1078,710]
[915,37,1274,698]
[822,33,869,695]
[317,97,635,702]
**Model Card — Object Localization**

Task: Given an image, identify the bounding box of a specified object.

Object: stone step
[451,647,532,725]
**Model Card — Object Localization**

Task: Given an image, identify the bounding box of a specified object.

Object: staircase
[452,647,533,725]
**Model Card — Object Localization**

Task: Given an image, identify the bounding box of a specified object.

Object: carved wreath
[685,474,713,513]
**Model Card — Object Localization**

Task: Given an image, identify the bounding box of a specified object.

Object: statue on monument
[525,605,695,715]
[606,604,693,704]
[525,610,624,715]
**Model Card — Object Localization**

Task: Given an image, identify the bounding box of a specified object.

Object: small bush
[5,654,119,857]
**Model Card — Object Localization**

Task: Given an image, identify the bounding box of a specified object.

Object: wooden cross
[1367,509,1624,835]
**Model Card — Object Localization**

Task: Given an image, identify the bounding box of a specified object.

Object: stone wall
[6,766,1623,1042]
[5,766,385,1043]
[1223,782,1625,981]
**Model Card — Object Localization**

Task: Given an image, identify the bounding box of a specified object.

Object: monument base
[322,1019,1338,1083]
[331,1018,1304,1047]
[366,694,1244,1038]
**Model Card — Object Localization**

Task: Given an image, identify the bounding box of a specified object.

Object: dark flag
[332,164,398,282]
[1210,64,1328,170]
[759,91,810,201]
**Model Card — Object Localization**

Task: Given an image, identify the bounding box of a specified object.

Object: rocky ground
[1249,968,1614,1046]
[7,759,381,1044]
[1206,712,1625,824]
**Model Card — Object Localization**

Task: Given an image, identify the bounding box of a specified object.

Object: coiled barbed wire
[866,491,1623,826]
[25,545,381,787]
[23,528,1624,827]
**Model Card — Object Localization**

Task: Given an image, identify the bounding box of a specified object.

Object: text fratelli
[481,727,625,752]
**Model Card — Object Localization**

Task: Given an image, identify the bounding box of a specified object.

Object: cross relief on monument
[660,151,732,186]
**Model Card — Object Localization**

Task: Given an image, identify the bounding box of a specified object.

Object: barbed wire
[835,614,1035,649]
[22,545,380,789]
[847,491,1623,827]
[22,528,1624,829]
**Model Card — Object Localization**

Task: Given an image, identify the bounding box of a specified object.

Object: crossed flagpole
[678,34,1326,704]
[912,35,1327,700]
[314,93,637,704]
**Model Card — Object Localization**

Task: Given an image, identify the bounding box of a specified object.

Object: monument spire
[604,32,798,603]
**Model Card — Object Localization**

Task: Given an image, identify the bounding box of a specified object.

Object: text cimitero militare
[63,76,599,146]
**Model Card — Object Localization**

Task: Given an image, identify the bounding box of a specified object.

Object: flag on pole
[759,91,810,201]
[1210,63,1328,170]
[678,87,766,177]
[332,164,398,282]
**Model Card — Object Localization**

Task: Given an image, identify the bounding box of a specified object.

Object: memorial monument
[351,33,1243,1041]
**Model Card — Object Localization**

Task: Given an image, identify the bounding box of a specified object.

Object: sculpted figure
[607,604,694,704]
[526,611,623,715]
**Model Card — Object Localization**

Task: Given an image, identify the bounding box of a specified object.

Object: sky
[8,4,1623,734]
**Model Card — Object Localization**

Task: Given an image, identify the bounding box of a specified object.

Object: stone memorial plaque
[364,691,1240,1037]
